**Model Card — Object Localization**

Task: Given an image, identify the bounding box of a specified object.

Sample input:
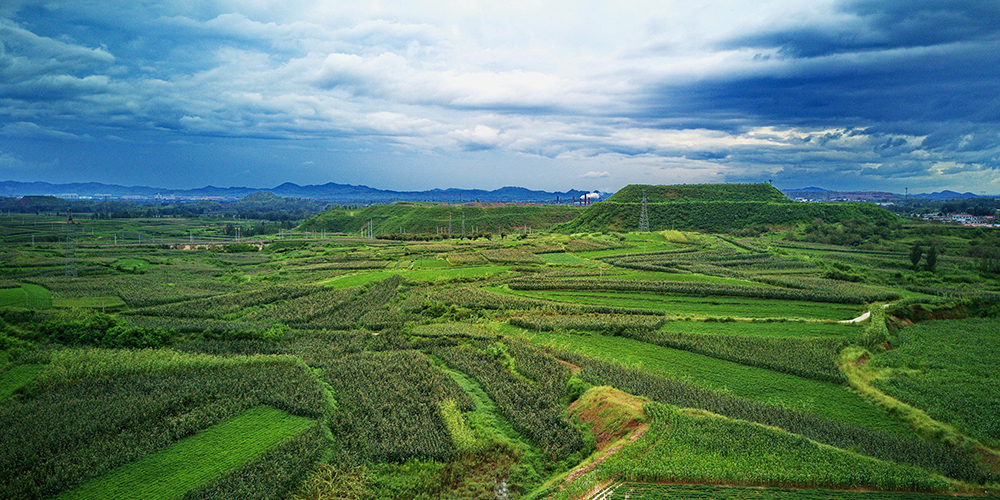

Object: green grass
[511,328,913,436]
[605,269,769,287]
[57,405,315,500]
[0,284,52,309]
[435,359,526,447]
[495,288,863,321]
[574,241,683,258]
[538,252,598,267]
[0,287,24,307]
[599,404,948,491]
[0,364,45,402]
[411,258,449,269]
[658,320,861,338]
[113,258,152,272]
[321,266,510,288]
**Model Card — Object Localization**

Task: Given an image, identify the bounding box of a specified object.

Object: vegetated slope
[606,183,791,203]
[300,203,581,235]
[558,183,900,233]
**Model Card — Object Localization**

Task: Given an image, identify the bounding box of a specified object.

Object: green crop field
[868,318,1000,447]
[538,252,598,267]
[0,364,45,401]
[600,403,946,491]
[0,283,52,309]
[321,265,510,288]
[611,483,980,500]
[658,319,860,338]
[493,288,863,320]
[511,327,912,435]
[3,187,999,499]
[57,406,315,500]
[52,296,128,310]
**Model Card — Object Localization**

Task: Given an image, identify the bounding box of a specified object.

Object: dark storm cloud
[725,0,1000,57]
[1,1,998,192]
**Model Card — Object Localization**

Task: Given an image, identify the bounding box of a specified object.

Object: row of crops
[431,342,587,462]
[618,328,846,383]
[553,348,991,483]
[600,403,949,491]
[507,277,899,304]
[0,350,326,499]
[611,483,978,500]
[4,219,999,499]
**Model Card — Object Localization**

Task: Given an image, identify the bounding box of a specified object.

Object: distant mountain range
[0,180,990,204]
[781,187,990,201]
[0,180,604,204]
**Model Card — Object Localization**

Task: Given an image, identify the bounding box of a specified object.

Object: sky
[1,0,999,194]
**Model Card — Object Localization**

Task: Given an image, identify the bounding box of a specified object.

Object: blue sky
[1,1,999,193]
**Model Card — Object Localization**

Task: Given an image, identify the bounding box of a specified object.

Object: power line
[638,189,650,233]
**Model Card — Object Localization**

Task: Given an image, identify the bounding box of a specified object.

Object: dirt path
[839,310,870,324]
[839,302,894,324]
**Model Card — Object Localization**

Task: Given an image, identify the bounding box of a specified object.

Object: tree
[910,243,923,270]
[925,246,938,272]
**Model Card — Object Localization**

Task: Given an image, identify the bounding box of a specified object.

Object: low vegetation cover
[0,352,326,499]
[611,483,980,500]
[868,318,1000,447]
[301,203,579,236]
[2,186,999,499]
[559,183,899,233]
[600,403,949,491]
[621,328,847,383]
[57,405,315,500]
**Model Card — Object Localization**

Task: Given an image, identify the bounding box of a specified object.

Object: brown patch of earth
[556,358,583,374]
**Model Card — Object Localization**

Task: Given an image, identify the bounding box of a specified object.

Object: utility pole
[639,189,650,233]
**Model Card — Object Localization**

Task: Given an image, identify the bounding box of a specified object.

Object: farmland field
[611,483,977,500]
[867,318,1000,447]
[2,190,999,499]
[57,406,315,500]
[657,319,860,338]
[0,364,45,401]
[492,288,863,320]
[510,327,913,435]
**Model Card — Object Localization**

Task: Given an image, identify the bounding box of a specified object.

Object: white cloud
[1,121,80,140]
[0,1,997,192]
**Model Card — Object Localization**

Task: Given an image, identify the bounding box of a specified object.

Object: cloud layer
[1,0,998,192]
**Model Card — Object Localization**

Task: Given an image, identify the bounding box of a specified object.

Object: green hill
[558,183,899,233]
[300,203,581,236]
[607,183,790,203]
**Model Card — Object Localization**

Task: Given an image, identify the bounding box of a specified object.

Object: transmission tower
[638,189,650,233]
[64,209,78,278]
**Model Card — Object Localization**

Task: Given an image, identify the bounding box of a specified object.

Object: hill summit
[558,183,898,233]
[606,183,790,203]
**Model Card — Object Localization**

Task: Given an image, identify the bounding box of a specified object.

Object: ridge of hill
[300,203,581,236]
[558,183,899,233]
[608,183,790,203]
